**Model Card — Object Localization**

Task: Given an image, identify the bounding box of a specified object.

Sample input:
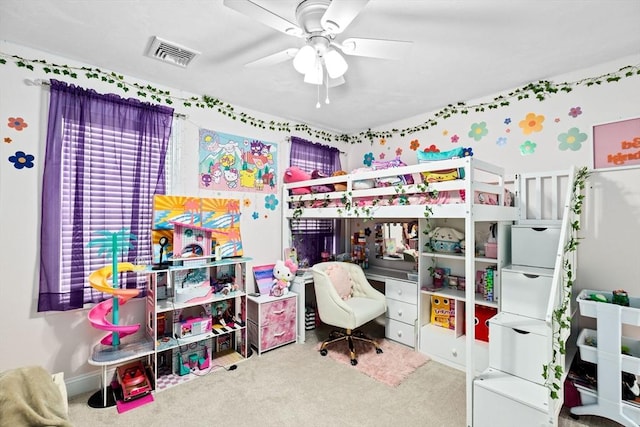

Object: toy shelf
[420,288,498,309]
[156,323,246,352]
[156,290,246,314]
[571,289,640,426]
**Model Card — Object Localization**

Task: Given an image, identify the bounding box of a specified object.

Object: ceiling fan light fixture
[324,49,348,79]
[303,58,324,85]
[293,45,316,74]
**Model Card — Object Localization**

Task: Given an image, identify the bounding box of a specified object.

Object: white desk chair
[311,262,387,366]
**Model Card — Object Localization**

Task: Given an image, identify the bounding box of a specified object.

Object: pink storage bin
[484,242,497,259]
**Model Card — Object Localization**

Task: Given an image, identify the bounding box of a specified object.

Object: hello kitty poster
[198,128,278,193]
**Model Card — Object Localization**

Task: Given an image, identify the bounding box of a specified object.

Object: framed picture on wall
[592,116,640,171]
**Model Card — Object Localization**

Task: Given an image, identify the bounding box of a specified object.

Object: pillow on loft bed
[371,157,414,187]
[351,167,376,189]
[417,147,466,183]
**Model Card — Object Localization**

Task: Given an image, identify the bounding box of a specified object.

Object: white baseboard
[65,369,111,398]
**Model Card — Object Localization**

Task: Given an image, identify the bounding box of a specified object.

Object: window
[38,80,174,311]
[289,136,342,265]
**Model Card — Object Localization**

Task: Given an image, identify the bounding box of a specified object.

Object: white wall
[0,40,342,394]
[344,54,640,329]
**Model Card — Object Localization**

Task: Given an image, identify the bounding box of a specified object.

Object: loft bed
[282,156,517,222]
[281,156,581,426]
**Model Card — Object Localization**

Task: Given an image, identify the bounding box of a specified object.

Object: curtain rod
[28,78,188,120]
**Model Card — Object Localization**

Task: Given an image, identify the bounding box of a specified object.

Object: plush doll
[428,226,465,253]
[283,166,312,195]
[271,259,298,297]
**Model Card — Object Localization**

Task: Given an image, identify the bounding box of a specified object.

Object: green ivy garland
[1,51,638,144]
[542,166,590,400]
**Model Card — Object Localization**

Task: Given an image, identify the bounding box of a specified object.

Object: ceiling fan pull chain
[316,83,321,109]
[325,72,330,105]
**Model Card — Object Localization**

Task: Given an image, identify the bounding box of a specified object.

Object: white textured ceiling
[1,0,639,134]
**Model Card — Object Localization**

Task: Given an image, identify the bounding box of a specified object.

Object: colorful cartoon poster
[198,129,278,193]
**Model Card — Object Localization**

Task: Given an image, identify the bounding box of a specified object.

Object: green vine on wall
[542,166,591,400]
[1,52,638,144]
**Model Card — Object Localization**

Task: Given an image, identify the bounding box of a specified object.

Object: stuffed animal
[428,226,465,253]
[310,169,334,193]
[283,166,311,195]
[332,170,348,191]
[271,259,298,297]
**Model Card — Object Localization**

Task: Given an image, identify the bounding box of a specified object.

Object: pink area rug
[319,339,429,387]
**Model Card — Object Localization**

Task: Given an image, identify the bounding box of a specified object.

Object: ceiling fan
[223,0,413,88]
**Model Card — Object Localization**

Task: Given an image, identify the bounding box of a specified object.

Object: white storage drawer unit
[511,225,560,269]
[384,278,417,348]
[474,368,550,427]
[501,266,554,320]
[385,317,415,347]
[385,278,417,305]
[386,298,417,325]
[489,312,550,385]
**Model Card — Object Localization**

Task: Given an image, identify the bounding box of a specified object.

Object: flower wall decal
[252,211,259,220]
[496,136,507,147]
[568,106,583,118]
[264,194,279,211]
[423,144,440,153]
[7,117,28,131]
[379,152,386,159]
[558,127,587,151]
[4,137,11,143]
[8,150,35,169]
[463,147,474,157]
[451,134,459,143]
[520,140,537,155]
[395,147,403,156]
[519,112,545,135]
[504,118,512,125]
[410,139,420,151]
[468,122,488,141]
[363,152,374,166]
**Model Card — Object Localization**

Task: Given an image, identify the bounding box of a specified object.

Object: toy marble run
[87,262,145,345]
[86,229,144,347]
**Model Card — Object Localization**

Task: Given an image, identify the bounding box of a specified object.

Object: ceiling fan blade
[223,0,303,37]
[337,37,413,60]
[321,0,369,34]
[245,48,299,68]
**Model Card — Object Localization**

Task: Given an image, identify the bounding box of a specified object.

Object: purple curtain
[38,79,173,311]
[289,136,342,265]
[289,136,341,175]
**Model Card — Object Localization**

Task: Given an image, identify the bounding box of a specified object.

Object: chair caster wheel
[376,348,383,354]
[320,349,328,356]
[350,359,358,366]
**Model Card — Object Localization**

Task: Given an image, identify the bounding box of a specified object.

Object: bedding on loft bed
[282,155,514,215]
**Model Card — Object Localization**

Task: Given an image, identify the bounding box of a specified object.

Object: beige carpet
[66,322,621,426]
[320,338,429,387]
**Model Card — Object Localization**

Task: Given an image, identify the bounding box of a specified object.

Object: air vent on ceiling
[146,36,200,68]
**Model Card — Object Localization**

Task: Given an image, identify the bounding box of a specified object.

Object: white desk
[291,266,417,343]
